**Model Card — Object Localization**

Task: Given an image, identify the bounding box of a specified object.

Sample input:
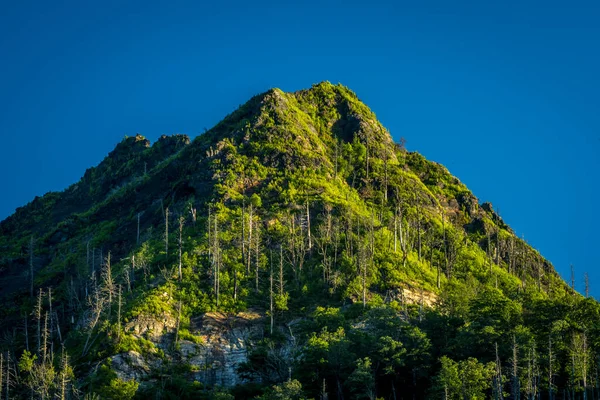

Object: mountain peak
[0,83,583,400]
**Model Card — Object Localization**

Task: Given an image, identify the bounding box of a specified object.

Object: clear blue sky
[1,1,598,295]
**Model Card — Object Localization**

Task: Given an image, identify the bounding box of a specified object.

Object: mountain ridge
[0,82,591,399]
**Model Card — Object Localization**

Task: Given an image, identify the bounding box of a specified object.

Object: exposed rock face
[122,310,271,388]
[111,351,153,381]
[185,311,265,387]
[126,311,177,344]
[385,286,438,308]
[457,192,479,216]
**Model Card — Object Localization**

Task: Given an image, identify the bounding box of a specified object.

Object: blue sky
[0,0,598,295]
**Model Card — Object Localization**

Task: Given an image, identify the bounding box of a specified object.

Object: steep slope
[0,82,593,400]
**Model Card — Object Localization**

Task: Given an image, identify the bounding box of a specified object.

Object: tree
[48,287,54,354]
[346,357,375,400]
[434,356,495,400]
[19,348,55,400]
[548,336,554,400]
[165,206,170,257]
[58,345,74,400]
[4,351,11,400]
[270,251,274,335]
[82,285,105,357]
[257,379,306,400]
[0,353,3,400]
[34,288,43,356]
[116,284,122,341]
[212,208,221,306]
[29,236,35,298]
[433,356,460,400]
[102,252,115,314]
[512,335,520,400]
[459,358,496,400]
[136,212,141,245]
[190,203,197,227]
[306,199,312,251]
[174,300,182,346]
[572,330,590,400]
[178,215,184,281]
[493,343,504,400]
[302,327,354,399]
[99,377,138,400]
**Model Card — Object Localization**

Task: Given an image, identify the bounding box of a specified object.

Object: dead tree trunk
[29,236,34,298]
[270,252,274,335]
[165,207,169,257]
[178,216,184,281]
[35,288,43,355]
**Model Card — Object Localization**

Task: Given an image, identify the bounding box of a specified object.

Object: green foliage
[178,328,203,344]
[113,334,157,355]
[100,377,139,400]
[85,362,139,400]
[18,349,37,373]
[256,379,306,400]
[0,82,588,399]
[433,356,495,400]
[346,357,375,399]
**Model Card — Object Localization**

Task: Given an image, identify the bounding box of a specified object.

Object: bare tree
[416,197,422,261]
[82,286,105,357]
[270,251,274,335]
[178,215,184,281]
[29,236,35,298]
[102,252,115,314]
[357,223,367,308]
[548,336,554,400]
[212,211,221,307]
[365,135,370,181]
[279,245,285,296]
[306,200,312,251]
[255,217,261,293]
[334,138,339,179]
[35,288,43,355]
[247,203,253,274]
[494,343,503,400]
[48,287,54,357]
[58,345,73,400]
[165,207,170,257]
[189,203,197,227]
[207,204,212,264]
[397,203,407,266]
[512,335,520,400]
[117,284,122,341]
[0,352,3,400]
[54,310,63,344]
[383,129,388,202]
[137,212,141,245]
[242,197,247,274]
[393,207,398,254]
[4,352,9,400]
[124,262,132,293]
[174,300,182,346]
[42,312,49,363]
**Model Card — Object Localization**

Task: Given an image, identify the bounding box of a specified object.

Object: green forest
[0,82,597,399]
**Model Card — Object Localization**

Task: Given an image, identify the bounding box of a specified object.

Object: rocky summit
[0,82,595,399]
